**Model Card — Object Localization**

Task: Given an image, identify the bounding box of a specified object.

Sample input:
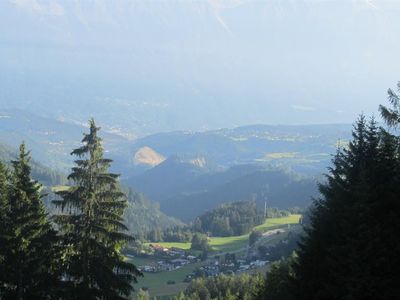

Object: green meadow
[150,215,301,253]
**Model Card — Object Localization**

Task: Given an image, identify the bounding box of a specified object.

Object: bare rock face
[133,146,165,167]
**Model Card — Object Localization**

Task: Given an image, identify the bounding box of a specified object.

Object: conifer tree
[0,143,60,300]
[379,81,400,127]
[292,116,400,299]
[0,160,10,292]
[53,119,141,300]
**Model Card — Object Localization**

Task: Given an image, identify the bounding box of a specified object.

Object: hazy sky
[0,0,399,135]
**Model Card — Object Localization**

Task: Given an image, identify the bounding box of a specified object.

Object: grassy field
[254,214,301,230]
[209,235,249,253]
[147,242,192,250]
[130,258,202,297]
[150,215,301,254]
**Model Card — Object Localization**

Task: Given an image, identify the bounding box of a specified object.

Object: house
[150,244,169,253]
[171,258,189,266]
[169,247,186,256]
[250,260,268,267]
[142,265,157,273]
[157,261,174,271]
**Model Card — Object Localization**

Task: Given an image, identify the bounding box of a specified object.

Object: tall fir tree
[0,143,60,300]
[0,160,10,290]
[53,119,141,300]
[292,115,400,299]
[379,81,400,127]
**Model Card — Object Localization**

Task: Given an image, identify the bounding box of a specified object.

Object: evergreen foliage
[194,200,265,237]
[292,115,400,299]
[190,233,209,253]
[0,141,67,187]
[53,119,141,300]
[123,189,182,241]
[0,160,10,287]
[248,230,263,246]
[0,143,60,299]
[255,254,296,300]
[379,81,400,127]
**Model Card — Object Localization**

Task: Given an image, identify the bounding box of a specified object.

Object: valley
[1,1,398,298]
[129,215,301,298]
[0,109,349,223]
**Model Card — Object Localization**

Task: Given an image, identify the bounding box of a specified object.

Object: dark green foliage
[0,144,60,299]
[177,273,264,300]
[53,119,141,300]
[191,233,209,254]
[142,203,289,244]
[0,161,10,283]
[194,200,264,236]
[257,231,301,262]
[249,230,263,246]
[292,116,400,299]
[123,189,182,241]
[0,141,67,186]
[157,225,193,243]
[379,81,400,127]
[255,254,296,300]
[160,169,317,222]
[265,207,290,218]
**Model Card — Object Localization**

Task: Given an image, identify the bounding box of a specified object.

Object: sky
[0,0,399,136]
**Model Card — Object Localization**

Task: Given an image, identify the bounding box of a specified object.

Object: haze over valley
[1,1,399,299]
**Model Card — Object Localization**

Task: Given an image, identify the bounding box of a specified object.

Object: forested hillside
[161,168,316,221]
[0,141,66,186]
[123,189,183,239]
[193,200,264,236]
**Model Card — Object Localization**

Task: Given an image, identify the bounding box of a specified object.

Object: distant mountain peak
[133,146,165,167]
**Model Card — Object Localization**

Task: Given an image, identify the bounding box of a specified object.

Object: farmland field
[151,215,301,253]
[129,258,202,297]
[146,242,191,250]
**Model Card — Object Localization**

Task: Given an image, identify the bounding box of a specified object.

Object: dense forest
[193,200,264,236]
[144,201,290,243]
[0,142,67,186]
[0,120,141,299]
[123,189,183,240]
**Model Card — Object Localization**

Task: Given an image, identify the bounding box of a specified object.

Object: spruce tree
[292,116,400,299]
[0,160,10,293]
[53,119,141,300]
[0,143,60,300]
[379,81,400,127]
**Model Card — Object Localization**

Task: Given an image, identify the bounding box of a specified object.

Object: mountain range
[1,109,351,222]
[0,0,396,136]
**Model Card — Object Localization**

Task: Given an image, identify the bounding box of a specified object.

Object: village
[128,225,299,284]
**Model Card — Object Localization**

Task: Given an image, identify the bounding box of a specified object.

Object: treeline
[0,142,67,186]
[123,189,182,240]
[144,203,291,243]
[0,120,141,299]
[192,200,264,236]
